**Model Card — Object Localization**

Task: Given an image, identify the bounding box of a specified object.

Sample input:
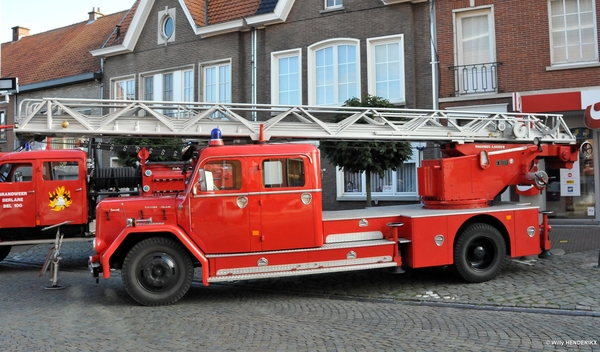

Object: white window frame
[453,6,496,94]
[335,142,424,201]
[157,6,176,45]
[548,0,599,66]
[140,65,195,102]
[367,34,405,105]
[112,75,135,100]
[183,69,194,102]
[308,38,361,106]
[139,66,195,118]
[325,0,343,10]
[163,73,174,102]
[271,48,302,105]
[144,76,154,101]
[201,60,232,104]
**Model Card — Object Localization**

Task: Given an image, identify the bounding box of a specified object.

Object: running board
[207,258,397,283]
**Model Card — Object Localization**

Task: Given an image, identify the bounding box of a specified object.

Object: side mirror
[194,169,206,195]
[193,169,216,195]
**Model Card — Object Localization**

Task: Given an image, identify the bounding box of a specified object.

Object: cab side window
[203,160,242,190]
[262,158,305,188]
[0,163,32,182]
[43,161,79,181]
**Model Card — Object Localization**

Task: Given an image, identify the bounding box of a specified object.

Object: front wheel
[453,223,506,283]
[122,237,193,306]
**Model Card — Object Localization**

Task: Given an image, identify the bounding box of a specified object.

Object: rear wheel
[0,246,11,261]
[122,237,193,306]
[453,223,506,283]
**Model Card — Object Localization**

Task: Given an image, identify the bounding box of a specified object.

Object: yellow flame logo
[49,186,72,211]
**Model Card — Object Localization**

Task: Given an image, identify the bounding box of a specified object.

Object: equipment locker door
[0,162,36,228]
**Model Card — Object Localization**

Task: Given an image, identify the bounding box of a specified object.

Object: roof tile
[182,0,268,26]
[1,10,128,86]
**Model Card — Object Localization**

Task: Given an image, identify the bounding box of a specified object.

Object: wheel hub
[467,240,496,270]
[472,245,486,260]
[140,255,176,289]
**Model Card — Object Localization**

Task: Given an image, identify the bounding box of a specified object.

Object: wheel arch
[454,214,511,257]
[102,226,209,284]
[109,232,183,270]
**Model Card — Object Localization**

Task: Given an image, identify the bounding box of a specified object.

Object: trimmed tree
[319,95,413,207]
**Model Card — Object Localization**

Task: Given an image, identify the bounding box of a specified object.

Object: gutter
[19,73,102,92]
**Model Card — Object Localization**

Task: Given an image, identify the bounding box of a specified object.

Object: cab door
[255,156,317,251]
[0,162,36,228]
[36,159,87,226]
[189,158,252,253]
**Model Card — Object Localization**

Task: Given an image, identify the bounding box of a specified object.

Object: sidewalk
[549,225,600,254]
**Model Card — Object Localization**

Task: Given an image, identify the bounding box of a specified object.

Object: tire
[122,237,193,306]
[0,246,11,261]
[453,223,506,283]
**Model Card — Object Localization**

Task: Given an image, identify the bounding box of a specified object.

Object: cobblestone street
[0,226,599,351]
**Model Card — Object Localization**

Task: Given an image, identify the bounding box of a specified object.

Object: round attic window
[162,16,174,39]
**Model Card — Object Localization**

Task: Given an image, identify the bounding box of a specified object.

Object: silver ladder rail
[15,98,576,144]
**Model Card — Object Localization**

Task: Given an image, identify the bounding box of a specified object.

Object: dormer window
[157,7,176,45]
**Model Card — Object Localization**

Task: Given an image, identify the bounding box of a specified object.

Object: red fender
[100,224,210,286]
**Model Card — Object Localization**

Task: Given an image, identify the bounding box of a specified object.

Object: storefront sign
[584,102,600,129]
[560,160,581,196]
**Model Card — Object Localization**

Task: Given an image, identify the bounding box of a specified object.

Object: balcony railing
[449,62,502,96]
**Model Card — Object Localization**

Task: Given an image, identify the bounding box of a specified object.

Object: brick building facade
[435,0,600,223]
[93,0,433,210]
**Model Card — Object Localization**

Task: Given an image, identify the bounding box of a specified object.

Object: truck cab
[0,149,89,239]
[181,142,323,253]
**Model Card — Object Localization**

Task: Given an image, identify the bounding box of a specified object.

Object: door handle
[75,188,83,192]
[28,190,35,194]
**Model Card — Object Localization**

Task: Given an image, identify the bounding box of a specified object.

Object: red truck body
[89,135,578,306]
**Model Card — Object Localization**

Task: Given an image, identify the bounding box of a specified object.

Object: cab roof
[0,149,87,162]
[199,142,318,159]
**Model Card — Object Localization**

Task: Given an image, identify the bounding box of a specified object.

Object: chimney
[88,7,105,22]
[11,26,30,42]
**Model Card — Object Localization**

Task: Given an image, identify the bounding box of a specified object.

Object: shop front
[517,88,600,223]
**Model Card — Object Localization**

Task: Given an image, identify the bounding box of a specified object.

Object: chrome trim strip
[214,255,393,276]
[193,188,322,198]
[325,231,383,244]
[208,262,398,282]
[361,203,540,219]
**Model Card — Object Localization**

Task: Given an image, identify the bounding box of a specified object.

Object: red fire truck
[15,98,579,306]
[0,133,189,261]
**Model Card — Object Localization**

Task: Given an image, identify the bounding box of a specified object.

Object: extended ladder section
[16,98,576,144]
